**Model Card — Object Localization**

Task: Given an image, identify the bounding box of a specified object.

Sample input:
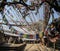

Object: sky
[0,0,60,34]
[49,9,60,24]
[0,0,59,23]
[6,0,60,22]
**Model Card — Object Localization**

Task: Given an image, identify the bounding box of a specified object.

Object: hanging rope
[28,13,34,23]
[4,7,29,34]
[18,8,34,31]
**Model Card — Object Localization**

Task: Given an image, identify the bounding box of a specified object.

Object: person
[43,35,47,45]
[48,19,59,43]
[49,23,57,38]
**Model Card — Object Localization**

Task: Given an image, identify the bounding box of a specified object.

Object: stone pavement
[24,44,59,51]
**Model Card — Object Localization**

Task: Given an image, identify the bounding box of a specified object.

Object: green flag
[23,34,26,38]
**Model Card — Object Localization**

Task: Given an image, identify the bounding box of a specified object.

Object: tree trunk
[43,3,50,31]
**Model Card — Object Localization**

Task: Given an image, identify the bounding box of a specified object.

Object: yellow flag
[39,32,43,38]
